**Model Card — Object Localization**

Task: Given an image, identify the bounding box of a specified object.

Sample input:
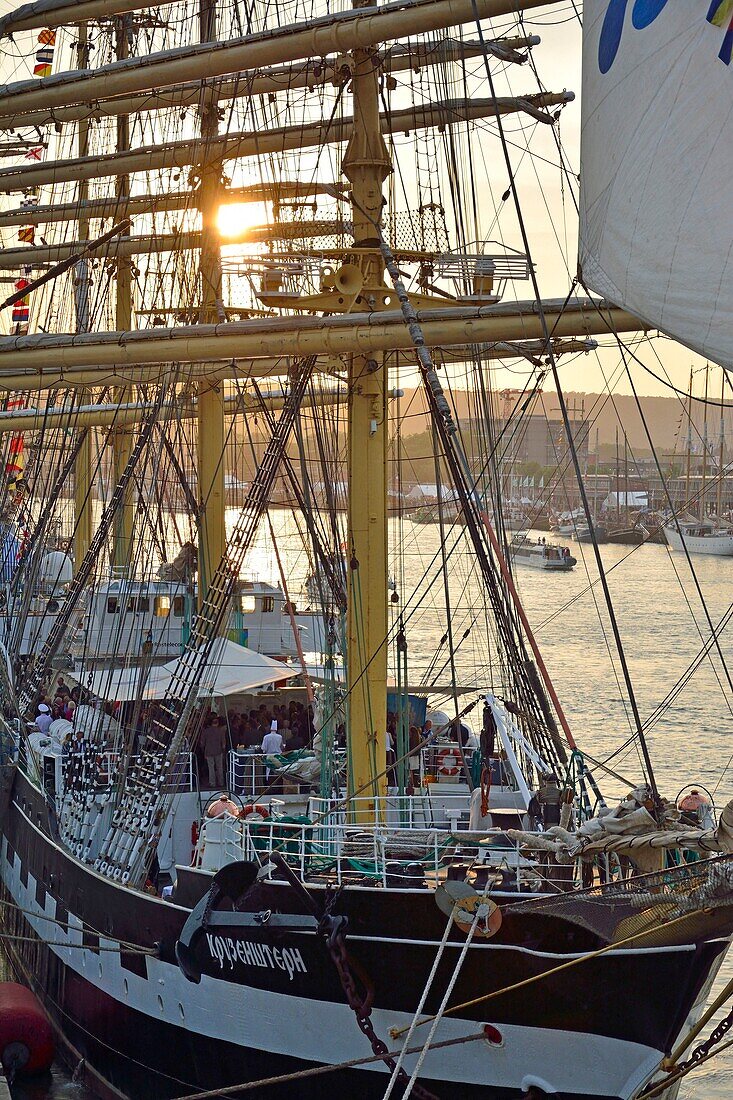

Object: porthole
[178,1003,185,1020]
[123,979,129,996]
[157,995,164,1012]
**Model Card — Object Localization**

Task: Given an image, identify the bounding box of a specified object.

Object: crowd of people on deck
[31,682,317,789]
[33,676,90,730]
[30,683,479,795]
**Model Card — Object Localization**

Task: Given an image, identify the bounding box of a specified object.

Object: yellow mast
[112,13,134,572]
[73,23,93,568]
[343,3,392,820]
[197,0,226,602]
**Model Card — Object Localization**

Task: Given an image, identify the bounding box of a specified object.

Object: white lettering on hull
[205,934,307,980]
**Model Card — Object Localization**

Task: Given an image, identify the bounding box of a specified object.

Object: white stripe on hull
[1,838,675,1098]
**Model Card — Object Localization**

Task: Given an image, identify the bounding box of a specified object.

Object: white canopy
[406,484,457,503]
[602,491,648,510]
[84,639,297,703]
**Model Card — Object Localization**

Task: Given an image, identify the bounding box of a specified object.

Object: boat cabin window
[261,596,275,613]
[154,595,171,618]
[126,596,149,613]
[107,597,119,614]
[239,595,256,614]
[172,595,185,617]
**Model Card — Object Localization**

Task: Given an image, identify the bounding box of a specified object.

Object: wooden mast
[0,39,540,131]
[112,13,134,572]
[0,95,572,194]
[73,24,93,568]
[0,302,646,377]
[0,0,563,119]
[343,0,392,820]
[197,0,226,604]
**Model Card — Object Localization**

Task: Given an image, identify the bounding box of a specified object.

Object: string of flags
[33,28,56,77]
[13,28,56,336]
[7,28,57,496]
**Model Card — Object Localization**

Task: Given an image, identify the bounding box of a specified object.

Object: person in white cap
[35,704,52,734]
[261,721,284,757]
[261,721,284,781]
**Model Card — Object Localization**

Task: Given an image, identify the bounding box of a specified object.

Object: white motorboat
[509,534,576,570]
[663,521,733,556]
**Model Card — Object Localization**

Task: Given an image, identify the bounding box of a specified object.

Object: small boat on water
[572,522,608,544]
[604,525,643,545]
[549,508,583,536]
[509,534,576,570]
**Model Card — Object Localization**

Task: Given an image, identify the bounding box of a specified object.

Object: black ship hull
[0,770,729,1100]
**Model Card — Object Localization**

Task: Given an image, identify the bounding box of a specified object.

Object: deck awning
[84,639,297,702]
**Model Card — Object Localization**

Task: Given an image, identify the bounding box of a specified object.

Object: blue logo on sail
[598,0,733,72]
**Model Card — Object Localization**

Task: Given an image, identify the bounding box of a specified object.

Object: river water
[9,513,733,1096]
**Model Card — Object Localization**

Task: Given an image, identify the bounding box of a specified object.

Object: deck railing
[194,811,465,886]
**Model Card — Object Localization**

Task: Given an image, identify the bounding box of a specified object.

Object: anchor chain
[319,887,438,1100]
[637,1002,733,1098]
[668,1003,733,1074]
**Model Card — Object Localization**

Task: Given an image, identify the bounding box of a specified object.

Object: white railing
[228,751,269,795]
[193,810,564,894]
[226,749,347,796]
[194,812,465,886]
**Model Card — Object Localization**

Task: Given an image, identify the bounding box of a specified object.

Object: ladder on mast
[92,359,316,885]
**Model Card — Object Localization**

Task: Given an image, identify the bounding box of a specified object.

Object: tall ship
[0,3,731,1100]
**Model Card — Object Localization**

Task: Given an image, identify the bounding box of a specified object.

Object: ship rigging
[0,1,731,1098]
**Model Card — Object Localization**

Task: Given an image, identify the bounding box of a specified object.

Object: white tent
[84,639,297,703]
[602,491,648,511]
[406,484,459,503]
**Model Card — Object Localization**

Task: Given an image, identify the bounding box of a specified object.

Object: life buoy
[190,819,199,864]
[241,804,270,821]
[437,747,460,777]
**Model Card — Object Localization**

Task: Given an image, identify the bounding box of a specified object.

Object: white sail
[579,1,733,368]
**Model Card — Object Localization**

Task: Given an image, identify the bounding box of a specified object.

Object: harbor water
[7,511,733,1097]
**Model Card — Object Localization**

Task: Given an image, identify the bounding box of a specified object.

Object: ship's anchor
[319,885,439,1100]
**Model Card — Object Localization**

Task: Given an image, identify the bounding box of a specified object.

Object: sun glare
[216,202,253,238]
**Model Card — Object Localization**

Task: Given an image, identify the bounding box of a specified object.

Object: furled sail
[579,1,733,368]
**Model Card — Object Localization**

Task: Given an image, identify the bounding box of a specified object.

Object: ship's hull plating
[0,772,729,1100]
